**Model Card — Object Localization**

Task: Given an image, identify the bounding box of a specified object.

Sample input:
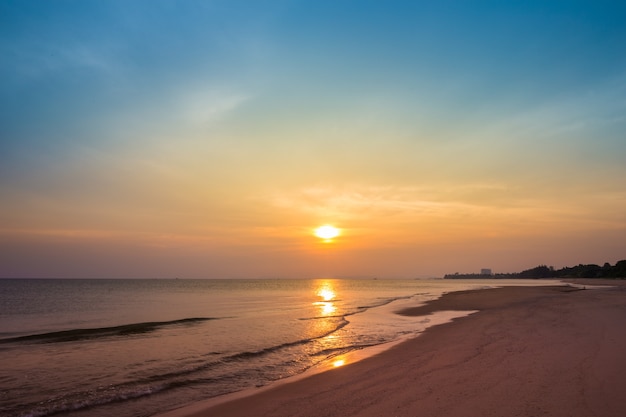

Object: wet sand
[160,282,626,417]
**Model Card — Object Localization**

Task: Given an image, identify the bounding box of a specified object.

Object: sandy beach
[160,282,626,417]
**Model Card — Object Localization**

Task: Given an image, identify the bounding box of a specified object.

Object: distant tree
[608,260,626,278]
[444,259,626,280]
[519,265,554,278]
[579,264,602,278]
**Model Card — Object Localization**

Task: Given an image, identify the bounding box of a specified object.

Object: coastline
[157,282,626,417]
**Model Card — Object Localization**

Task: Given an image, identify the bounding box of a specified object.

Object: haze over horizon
[1,1,625,279]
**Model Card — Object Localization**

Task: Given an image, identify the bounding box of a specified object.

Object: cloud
[269,184,515,229]
[181,90,251,125]
[269,183,626,238]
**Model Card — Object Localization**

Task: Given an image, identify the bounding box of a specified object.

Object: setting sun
[314,225,340,240]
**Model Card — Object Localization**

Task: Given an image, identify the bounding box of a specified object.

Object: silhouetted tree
[519,265,554,278]
[445,260,626,279]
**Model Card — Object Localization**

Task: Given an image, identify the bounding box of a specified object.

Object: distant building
[480,268,492,276]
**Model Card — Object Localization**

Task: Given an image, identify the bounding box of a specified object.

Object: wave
[311,342,382,359]
[12,315,354,417]
[135,294,422,376]
[17,384,166,417]
[356,294,415,310]
[224,317,350,363]
[0,317,218,345]
[299,294,417,322]
[298,314,346,320]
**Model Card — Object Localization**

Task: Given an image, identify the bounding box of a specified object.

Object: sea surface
[0,278,553,417]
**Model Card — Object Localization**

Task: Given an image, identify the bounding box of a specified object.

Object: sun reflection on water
[314,281,337,316]
[319,302,336,315]
[310,280,350,368]
[317,287,335,301]
[332,358,345,367]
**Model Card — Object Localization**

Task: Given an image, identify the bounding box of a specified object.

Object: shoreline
[156,309,480,417]
[156,282,626,417]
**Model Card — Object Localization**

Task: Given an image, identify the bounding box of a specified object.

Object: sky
[1,0,625,278]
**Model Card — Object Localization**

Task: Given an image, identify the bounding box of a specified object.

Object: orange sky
[1,1,625,278]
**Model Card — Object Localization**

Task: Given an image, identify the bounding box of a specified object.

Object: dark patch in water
[0,317,218,344]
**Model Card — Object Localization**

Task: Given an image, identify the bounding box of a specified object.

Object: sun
[314,225,340,240]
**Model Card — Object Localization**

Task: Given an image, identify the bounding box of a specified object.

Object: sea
[0,278,554,417]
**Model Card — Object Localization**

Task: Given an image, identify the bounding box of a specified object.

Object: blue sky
[1,1,625,278]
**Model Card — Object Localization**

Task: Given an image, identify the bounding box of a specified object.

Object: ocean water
[0,278,549,417]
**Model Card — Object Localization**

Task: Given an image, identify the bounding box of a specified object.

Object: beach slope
[162,284,626,417]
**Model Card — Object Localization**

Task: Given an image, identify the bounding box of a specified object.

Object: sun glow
[314,281,337,316]
[319,302,336,315]
[314,225,340,240]
[317,288,335,301]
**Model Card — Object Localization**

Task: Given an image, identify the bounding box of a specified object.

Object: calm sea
[0,278,547,417]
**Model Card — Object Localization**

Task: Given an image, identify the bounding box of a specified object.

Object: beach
[3,278,508,417]
[160,282,626,417]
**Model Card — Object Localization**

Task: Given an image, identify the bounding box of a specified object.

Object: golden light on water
[314,280,337,316]
[319,302,336,315]
[318,288,335,301]
[333,359,345,367]
[310,282,347,370]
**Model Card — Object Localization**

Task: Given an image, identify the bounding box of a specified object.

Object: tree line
[444,260,626,279]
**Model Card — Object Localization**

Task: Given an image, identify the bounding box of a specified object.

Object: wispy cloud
[270,184,515,229]
[270,183,626,235]
[180,89,251,125]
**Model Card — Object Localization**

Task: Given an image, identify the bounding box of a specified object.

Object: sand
[159,282,626,417]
